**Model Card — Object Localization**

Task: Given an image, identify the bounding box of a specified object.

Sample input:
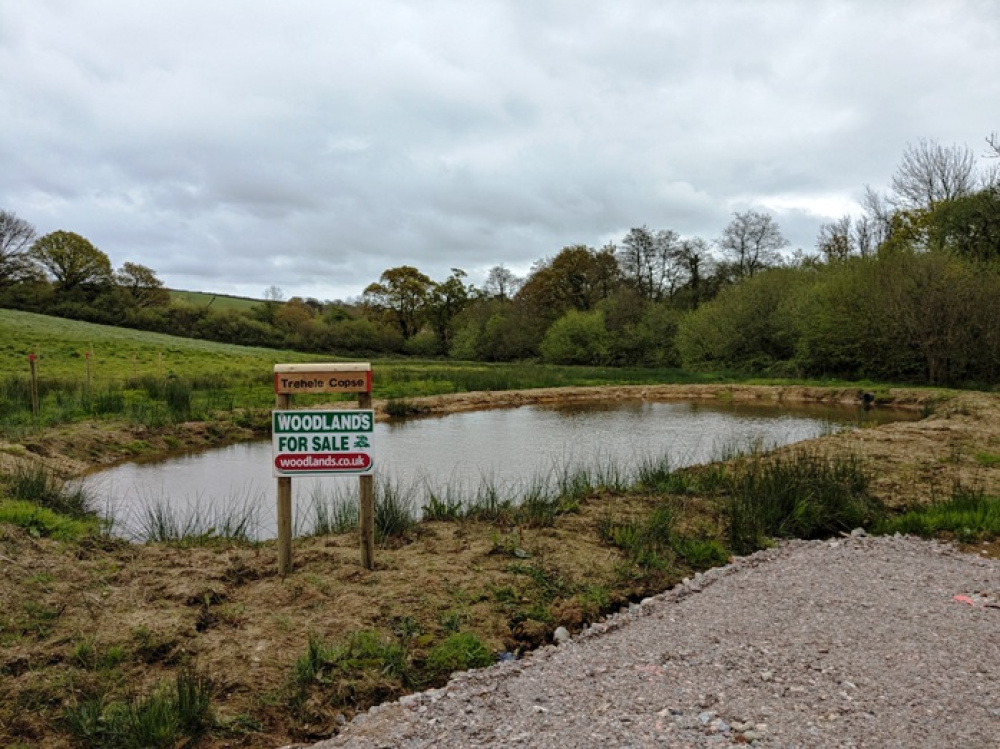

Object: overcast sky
[2,1,999,302]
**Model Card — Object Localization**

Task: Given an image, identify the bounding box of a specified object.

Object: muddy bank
[376,384,939,419]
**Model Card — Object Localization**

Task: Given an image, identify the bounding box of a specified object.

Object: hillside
[168,289,266,311]
[0,308,317,380]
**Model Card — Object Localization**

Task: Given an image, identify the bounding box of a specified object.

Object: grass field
[0,308,318,381]
[0,308,727,438]
[168,289,264,311]
[0,308,729,390]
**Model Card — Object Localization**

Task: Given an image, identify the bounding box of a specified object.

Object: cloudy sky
[2,1,999,302]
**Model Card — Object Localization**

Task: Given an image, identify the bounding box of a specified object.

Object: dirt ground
[1,385,999,747]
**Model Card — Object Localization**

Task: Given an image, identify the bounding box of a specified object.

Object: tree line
[2,137,999,386]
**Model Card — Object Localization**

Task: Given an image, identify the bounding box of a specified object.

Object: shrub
[539,309,610,365]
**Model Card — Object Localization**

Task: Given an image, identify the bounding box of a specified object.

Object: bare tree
[816,215,853,262]
[859,186,896,250]
[888,139,976,210]
[617,226,687,301]
[717,210,788,278]
[0,209,37,289]
[483,264,522,302]
[852,214,880,258]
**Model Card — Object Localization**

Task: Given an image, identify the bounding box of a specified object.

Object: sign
[272,409,375,476]
[274,363,372,394]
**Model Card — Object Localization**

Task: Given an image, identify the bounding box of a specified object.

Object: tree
[517,245,620,318]
[253,285,284,325]
[923,187,1000,263]
[115,262,170,308]
[888,139,977,210]
[675,267,811,373]
[0,210,37,289]
[482,264,521,302]
[617,226,688,301]
[427,268,472,348]
[30,230,113,294]
[716,210,788,278]
[986,132,1000,158]
[673,237,714,307]
[274,297,317,337]
[816,216,854,262]
[362,265,433,339]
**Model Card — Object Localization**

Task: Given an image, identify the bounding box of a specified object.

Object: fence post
[358,389,375,570]
[28,353,39,417]
[276,390,293,575]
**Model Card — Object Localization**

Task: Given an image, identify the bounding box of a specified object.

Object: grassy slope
[0,307,725,392]
[0,308,319,380]
[168,289,264,311]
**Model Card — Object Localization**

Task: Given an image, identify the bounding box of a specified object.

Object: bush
[539,309,610,365]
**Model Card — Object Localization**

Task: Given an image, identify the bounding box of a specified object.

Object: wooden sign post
[272,363,374,574]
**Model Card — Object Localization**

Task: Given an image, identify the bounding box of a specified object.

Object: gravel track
[306,536,999,749]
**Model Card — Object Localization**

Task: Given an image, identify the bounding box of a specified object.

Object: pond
[85,399,914,541]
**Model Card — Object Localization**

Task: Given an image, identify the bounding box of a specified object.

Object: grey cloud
[2,0,999,300]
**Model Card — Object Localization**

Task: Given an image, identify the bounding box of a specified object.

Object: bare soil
[2,385,999,748]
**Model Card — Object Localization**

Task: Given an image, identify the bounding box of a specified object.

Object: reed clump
[724,451,879,555]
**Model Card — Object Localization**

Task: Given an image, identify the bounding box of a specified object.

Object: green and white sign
[272,409,375,476]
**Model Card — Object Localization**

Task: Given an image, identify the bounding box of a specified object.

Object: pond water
[85,399,914,541]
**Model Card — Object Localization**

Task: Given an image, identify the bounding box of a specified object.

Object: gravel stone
[309,536,999,748]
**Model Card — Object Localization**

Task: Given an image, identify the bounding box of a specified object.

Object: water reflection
[86,399,910,540]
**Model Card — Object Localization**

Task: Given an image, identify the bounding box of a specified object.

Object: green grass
[168,290,264,311]
[0,308,313,380]
[424,632,494,680]
[6,462,95,518]
[293,629,414,702]
[0,500,99,540]
[874,487,1000,542]
[0,308,728,439]
[63,667,214,748]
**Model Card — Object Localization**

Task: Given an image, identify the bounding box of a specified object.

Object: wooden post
[358,390,375,570]
[276,391,293,575]
[28,354,39,417]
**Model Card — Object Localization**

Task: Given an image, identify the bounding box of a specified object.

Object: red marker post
[28,353,39,417]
